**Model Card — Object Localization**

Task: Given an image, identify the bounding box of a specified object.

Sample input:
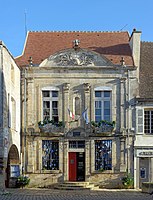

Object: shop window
[144,110,153,134]
[42,140,59,170]
[95,91,111,122]
[42,90,59,122]
[95,140,112,171]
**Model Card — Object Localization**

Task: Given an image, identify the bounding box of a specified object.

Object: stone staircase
[51,182,99,190]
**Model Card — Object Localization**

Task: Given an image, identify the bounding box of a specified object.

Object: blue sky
[0,0,153,57]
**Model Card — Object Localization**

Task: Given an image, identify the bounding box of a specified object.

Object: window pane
[95,116,101,122]
[104,109,110,115]
[95,109,101,115]
[43,101,50,108]
[104,115,110,121]
[42,140,59,170]
[95,140,112,171]
[43,91,50,97]
[95,91,101,97]
[104,101,110,108]
[52,101,58,108]
[104,91,110,97]
[95,101,101,108]
[52,91,58,97]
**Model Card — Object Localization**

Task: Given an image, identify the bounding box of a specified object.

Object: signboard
[137,149,153,157]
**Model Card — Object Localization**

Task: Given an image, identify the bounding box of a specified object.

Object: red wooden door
[69,152,77,181]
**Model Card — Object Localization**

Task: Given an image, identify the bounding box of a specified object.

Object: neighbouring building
[134,42,153,189]
[0,41,21,189]
[15,29,141,188]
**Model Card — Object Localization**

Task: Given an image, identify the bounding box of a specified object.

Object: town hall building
[14,29,141,188]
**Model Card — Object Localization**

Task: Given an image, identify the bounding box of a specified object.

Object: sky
[0,0,153,57]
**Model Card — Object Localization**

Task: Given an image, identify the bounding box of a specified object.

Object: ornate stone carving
[83,83,90,92]
[39,48,113,67]
[63,83,70,91]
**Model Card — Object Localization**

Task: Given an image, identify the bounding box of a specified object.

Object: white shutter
[137,109,143,134]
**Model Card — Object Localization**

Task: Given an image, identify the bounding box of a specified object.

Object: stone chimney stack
[129,28,141,67]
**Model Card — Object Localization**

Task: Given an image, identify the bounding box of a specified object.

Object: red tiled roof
[15,31,134,67]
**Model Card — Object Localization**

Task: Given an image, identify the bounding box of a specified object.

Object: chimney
[129,28,141,67]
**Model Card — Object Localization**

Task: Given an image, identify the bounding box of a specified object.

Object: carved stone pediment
[39,48,113,67]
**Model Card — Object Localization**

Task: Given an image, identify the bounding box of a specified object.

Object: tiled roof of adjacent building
[15,31,134,67]
[139,42,153,98]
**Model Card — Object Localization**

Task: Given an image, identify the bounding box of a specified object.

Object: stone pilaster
[27,141,34,173]
[90,140,95,173]
[27,78,35,127]
[120,78,126,131]
[83,83,90,126]
[63,140,68,181]
[63,83,70,128]
[59,138,64,173]
[120,137,126,172]
[85,140,90,179]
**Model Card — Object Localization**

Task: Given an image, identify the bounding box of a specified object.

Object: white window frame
[42,88,59,121]
[94,90,112,122]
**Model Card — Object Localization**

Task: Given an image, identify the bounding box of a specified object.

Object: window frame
[42,140,59,170]
[144,109,153,134]
[94,90,112,122]
[95,140,112,171]
[42,90,59,122]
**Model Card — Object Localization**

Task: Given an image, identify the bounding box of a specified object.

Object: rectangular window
[144,110,153,134]
[69,141,85,148]
[10,165,20,177]
[42,91,58,122]
[95,140,112,171]
[95,91,111,122]
[42,140,59,170]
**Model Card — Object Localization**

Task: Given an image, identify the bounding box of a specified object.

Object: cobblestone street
[0,189,153,200]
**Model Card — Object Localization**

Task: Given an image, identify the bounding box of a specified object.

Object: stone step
[53,182,99,190]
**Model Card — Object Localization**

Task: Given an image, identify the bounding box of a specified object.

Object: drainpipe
[127,69,130,174]
[23,68,27,174]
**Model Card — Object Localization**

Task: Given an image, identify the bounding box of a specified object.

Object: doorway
[69,152,85,181]
[139,157,149,188]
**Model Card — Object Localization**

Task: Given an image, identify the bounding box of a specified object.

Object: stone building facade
[15,30,141,188]
[134,42,153,189]
[0,41,20,188]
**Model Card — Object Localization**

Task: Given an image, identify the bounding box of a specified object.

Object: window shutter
[137,109,143,133]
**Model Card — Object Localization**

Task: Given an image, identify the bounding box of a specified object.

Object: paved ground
[0,188,153,200]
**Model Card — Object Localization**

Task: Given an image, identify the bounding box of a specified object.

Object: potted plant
[16,175,30,188]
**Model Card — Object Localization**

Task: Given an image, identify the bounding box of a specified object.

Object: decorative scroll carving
[39,48,113,67]
[63,83,70,91]
[49,51,94,66]
[83,83,90,93]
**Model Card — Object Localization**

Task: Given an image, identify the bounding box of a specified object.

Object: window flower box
[38,120,65,133]
[91,120,115,134]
